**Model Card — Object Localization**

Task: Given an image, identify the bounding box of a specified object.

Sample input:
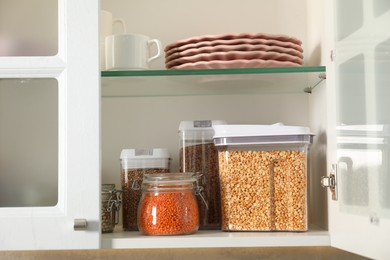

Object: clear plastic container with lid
[213,123,313,232]
[138,173,199,235]
[120,148,171,231]
[178,120,226,230]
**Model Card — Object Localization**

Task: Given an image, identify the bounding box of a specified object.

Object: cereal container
[120,148,171,231]
[179,120,226,230]
[213,124,313,231]
[101,184,121,233]
[138,173,199,235]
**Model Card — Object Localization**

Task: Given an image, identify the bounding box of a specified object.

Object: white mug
[105,33,162,70]
[100,10,126,70]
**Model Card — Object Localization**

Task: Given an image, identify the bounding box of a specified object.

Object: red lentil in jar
[138,173,199,235]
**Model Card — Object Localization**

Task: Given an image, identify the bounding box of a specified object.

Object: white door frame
[0,0,100,250]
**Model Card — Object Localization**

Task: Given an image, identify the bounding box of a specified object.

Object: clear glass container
[213,124,313,232]
[179,120,226,229]
[138,173,199,235]
[101,184,121,233]
[120,148,170,231]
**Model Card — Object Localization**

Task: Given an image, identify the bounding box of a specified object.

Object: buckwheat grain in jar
[179,120,226,230]
[138,173,199,235]
[120,148,171,231]
[213,123,313,232]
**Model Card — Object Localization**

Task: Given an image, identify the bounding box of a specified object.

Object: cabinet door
[0,0,100,250]
[327,0,390,259]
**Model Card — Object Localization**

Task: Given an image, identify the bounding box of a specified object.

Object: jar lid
[102,184,115,192]
[142,173,197,186]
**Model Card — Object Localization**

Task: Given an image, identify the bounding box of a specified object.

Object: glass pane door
[335,0,390,223]
[0,0,100,250]
[329,0,390,258]
[0,0,58,56]
[0,78,58,207]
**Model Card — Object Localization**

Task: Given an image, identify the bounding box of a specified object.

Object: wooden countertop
[0,247,368,260]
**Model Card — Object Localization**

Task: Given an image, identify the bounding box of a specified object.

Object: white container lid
[120,148,171,169]
[213,123,313,146]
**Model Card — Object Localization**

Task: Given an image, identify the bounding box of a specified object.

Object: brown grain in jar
[179,120,226,230]
[213,124,313,232]
[120,148,170,231]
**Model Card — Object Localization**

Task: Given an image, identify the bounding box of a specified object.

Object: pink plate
[165,37,303,56]
[165,33,302,51]
[169,59,301,70]
[165,44,304,63]
[165,50,303,68]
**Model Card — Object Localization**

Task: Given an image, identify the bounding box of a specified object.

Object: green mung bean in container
[213,123,313,232]
[101,184,121,233]
[120,148,171,231]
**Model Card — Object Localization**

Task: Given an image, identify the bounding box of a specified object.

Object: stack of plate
[164,33,303,70]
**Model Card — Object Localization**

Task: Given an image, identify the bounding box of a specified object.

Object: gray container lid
[120,148,170,159]
[178,120,227,140]
[120,148,171,169]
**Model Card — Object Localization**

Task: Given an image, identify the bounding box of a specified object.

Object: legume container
[138,173,199,235]
[179,120,226,230]
[213,124,313,232]
[101,184,121,233]
[120,148,171,231]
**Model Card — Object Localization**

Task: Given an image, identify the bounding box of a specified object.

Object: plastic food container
[213,124,313,231]
[120,148,171,231]
[138,173,199,235]
[179,120,226,230]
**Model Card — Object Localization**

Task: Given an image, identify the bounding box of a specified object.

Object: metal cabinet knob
[74,218,88,231]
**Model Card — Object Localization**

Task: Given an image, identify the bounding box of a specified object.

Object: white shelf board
[102,227,330,249]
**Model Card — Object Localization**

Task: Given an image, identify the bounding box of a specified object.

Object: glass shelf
[101,66,326,97]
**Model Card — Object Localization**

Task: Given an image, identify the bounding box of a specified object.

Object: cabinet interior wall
[101,93,330,228]
[101,94,310,173]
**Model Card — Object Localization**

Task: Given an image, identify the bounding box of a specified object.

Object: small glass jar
[101,184,122,233]
[138,173,199,236]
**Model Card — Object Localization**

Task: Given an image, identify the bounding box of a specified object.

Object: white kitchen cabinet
[100,0,390,259]
[0,0,100,250]
[0,0,389,258]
